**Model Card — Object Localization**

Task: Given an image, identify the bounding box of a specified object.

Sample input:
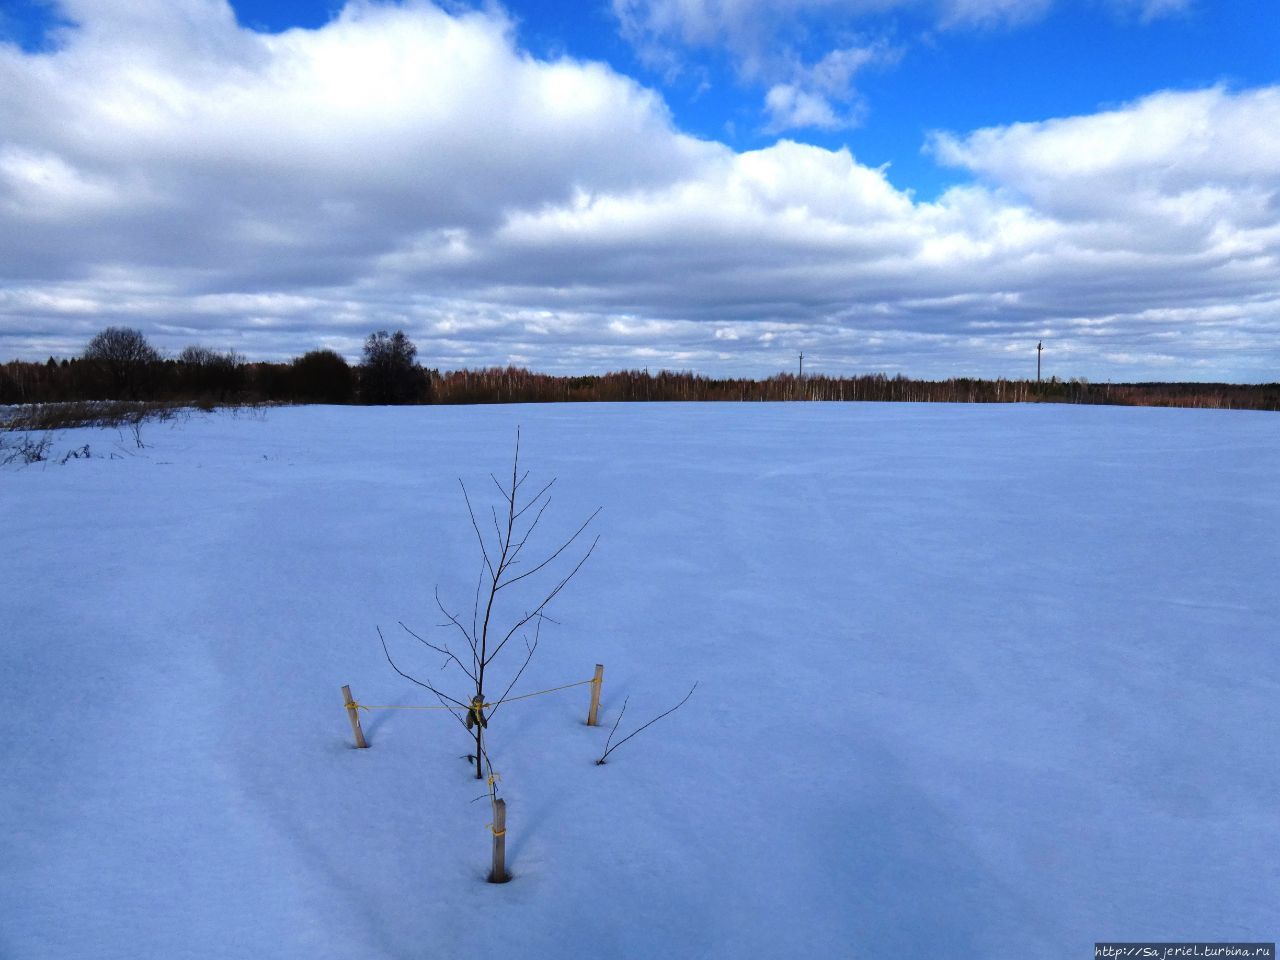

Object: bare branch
[434,586,476,652]
[459,480,495,580]
[507,497,551,566]
[378,626,470,709]
[490,504,506,558]
[510,427,521,497]
[488,614,543,719]
[513,477,555,521]
[470,556,484,662]
[600,695,629,758]
[498,508,601,592]
[596,682,698,765]
[486,535,599,665]
[399,619,476,683]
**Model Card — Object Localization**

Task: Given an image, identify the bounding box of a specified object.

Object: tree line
[1,326,1277,411]
[0,327,424,406]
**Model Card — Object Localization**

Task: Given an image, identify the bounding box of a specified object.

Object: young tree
[595,683,698,765]
[361,330,421,404]
[84,326,161,398]
[381,431,600,780]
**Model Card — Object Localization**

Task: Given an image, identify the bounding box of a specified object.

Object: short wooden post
[342,684,367,748]
[587,663,604,726]
[488,799,508,883]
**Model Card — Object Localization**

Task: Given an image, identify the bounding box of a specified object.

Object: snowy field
[2,402,1277,959]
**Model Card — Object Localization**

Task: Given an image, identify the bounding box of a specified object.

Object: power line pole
[1037,341,1043,383]
[798,352,804,379]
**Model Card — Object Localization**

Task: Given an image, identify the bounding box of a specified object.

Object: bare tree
[84,327,161,398]
[381,429,600,779]
[178,345,245,401]
[361,330,422,404]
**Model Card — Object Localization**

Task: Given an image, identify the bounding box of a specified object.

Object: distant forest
[2,327,1277,412]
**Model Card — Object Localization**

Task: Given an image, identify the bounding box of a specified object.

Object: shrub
[291,349,354,404]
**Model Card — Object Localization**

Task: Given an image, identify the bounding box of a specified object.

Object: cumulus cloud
[760,43,895,132]
[928,84,1280,287]
[763,85,845,131]
[0,1,1276,380]
[0,0,717,284]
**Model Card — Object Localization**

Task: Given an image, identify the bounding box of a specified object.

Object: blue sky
[1,0,1278,379]
[223,0,1280,197]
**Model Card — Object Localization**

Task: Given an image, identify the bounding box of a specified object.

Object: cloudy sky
[1,0,1277,380]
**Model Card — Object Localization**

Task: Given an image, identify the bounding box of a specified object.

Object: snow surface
[2,402,1277,959]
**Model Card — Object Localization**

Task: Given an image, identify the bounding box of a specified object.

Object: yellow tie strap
[491,677,595,705]
[345,676,595,714]
[348,701,488,711]
[488,823,506,837]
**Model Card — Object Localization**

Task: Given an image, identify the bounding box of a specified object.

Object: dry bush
[0,433,52,465]
[0,400,187,432]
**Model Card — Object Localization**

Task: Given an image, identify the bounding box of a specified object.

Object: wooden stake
[489,798,508,883]
[587,663,604,726]
[342,684,367,748]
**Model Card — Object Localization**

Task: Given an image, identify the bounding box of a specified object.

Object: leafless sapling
[380,429,600,780]
[595,682,698,765]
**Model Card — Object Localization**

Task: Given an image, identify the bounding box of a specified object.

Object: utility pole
[798,352,804,379]
[1037,341,1043,383]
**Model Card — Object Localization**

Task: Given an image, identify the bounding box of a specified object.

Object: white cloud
[0,0,718,284]
[937,0,1053,27]
[806,44,889,95]
[1119,0,1192,22]
[929,85,1280,230]
[613,1,906,131]
[760,43,895,132]
[763,84,846,131]
[0,2,1277,380]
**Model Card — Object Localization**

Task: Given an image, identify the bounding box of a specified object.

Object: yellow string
[488,824,506,837]
[346,676,595,713]
[493,677,595,705]
[348,702,468,711]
